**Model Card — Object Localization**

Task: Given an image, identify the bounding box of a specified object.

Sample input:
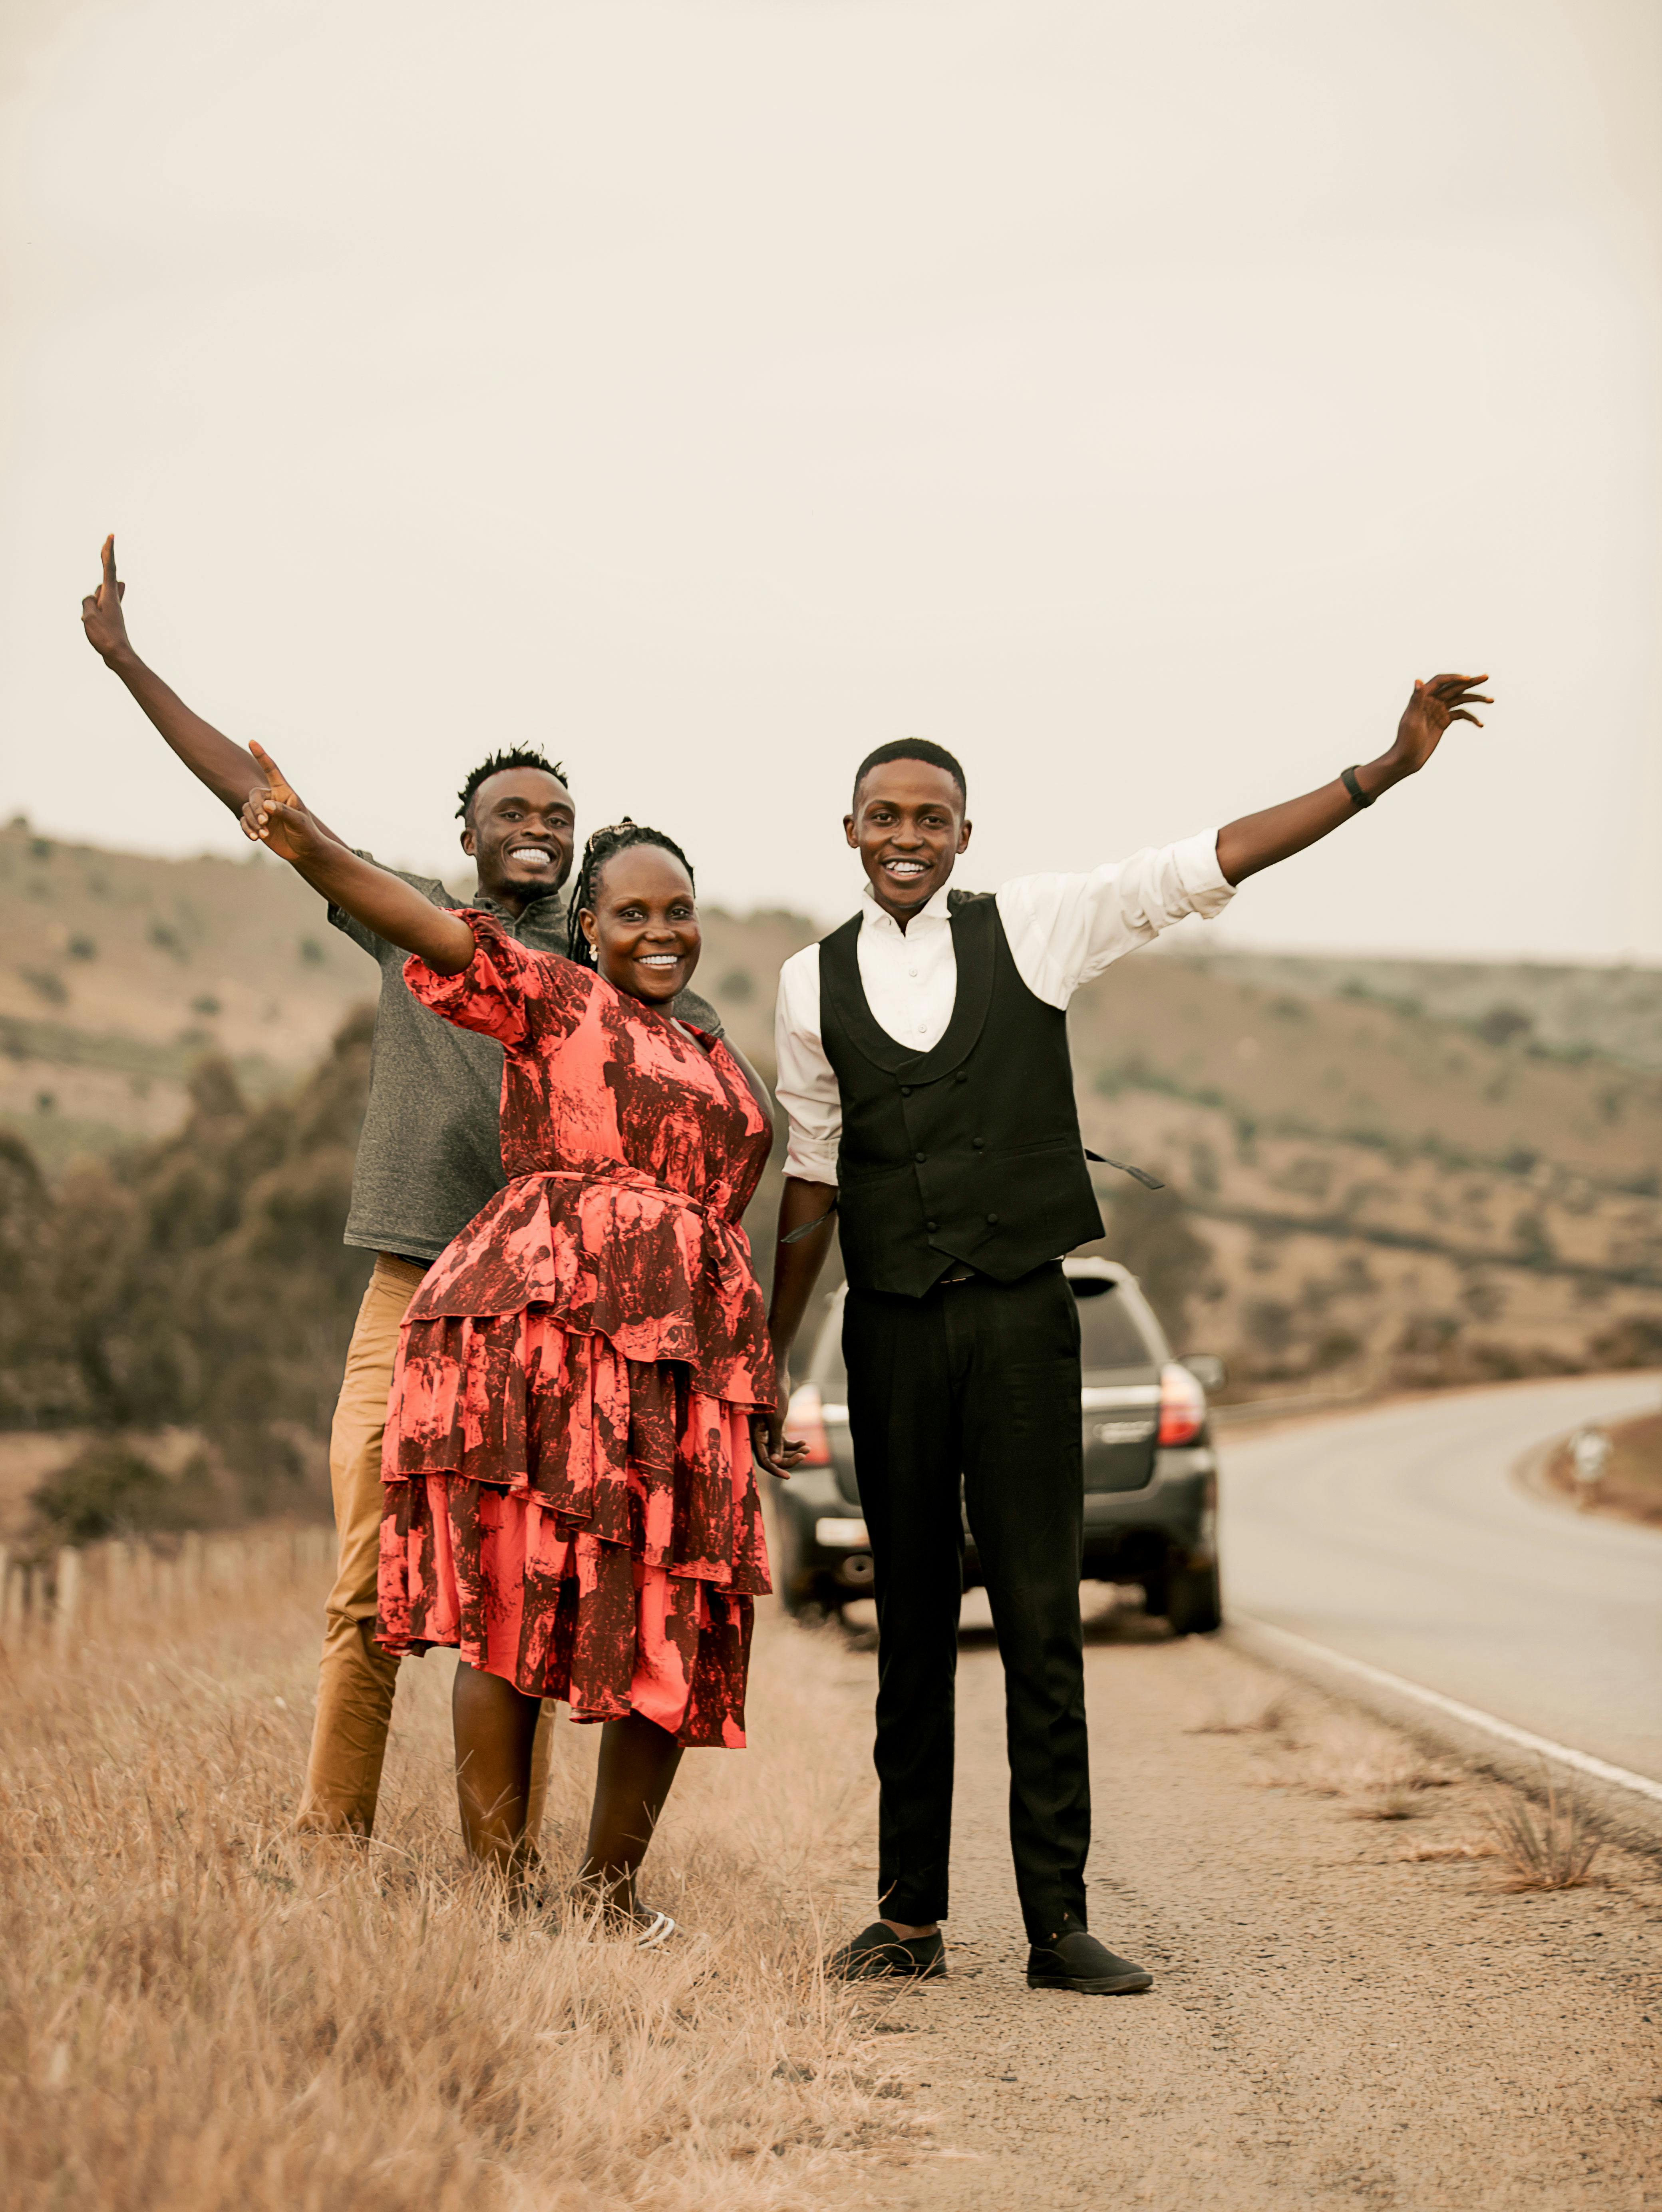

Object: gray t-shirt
[327,862,724,1263]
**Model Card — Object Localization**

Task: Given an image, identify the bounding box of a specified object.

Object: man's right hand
[241,740,329,867]
[749,1369,808,1480]
[80,535,133,666]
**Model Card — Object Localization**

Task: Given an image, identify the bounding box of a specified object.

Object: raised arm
[1215,673,1490,884]
[243,748,475,973]
[80,535,344,841]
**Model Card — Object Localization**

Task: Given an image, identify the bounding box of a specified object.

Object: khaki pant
[296,1252,553,1837]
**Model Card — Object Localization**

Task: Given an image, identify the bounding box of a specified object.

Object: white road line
[1236,1615,1662,1807]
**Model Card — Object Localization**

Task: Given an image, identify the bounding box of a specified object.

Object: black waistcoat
[819,891,1104,1297]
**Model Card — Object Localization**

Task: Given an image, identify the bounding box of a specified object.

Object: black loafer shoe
[825,1922,946,1981]
[1026,1930,1153,1994]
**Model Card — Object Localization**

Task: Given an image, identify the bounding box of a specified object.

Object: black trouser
[842,1263,1090,1943]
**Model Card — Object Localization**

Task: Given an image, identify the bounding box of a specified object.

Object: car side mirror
[1181,1353,1227,1394]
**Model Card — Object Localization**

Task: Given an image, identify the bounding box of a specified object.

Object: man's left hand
[1388,672,1491,776]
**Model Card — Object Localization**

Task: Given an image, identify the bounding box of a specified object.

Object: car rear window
[1073,1278,1155,1371]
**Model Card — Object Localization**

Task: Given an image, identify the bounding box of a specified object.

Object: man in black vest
[754,674,1490,1993]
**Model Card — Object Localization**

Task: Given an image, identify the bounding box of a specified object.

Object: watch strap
[1340,764,1374,809]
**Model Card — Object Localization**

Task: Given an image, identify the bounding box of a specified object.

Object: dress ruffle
[383,1312,769,1590]
[378,1314,769,1743]
[378,1475,756,1747]
[403,1165,770,1402]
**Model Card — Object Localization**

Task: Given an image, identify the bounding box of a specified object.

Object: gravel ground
[818,1595,1662,2210]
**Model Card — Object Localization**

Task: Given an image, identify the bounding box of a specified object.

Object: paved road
[1220,1374,1662,1783]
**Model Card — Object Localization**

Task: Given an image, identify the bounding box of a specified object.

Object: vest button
[899,1085,912,1097]
[986,1212,999,1225]
[914,1150,927,1163]
[926,1219,939,1232]
[971,1136,984,1150]
[954,1069,969,1083]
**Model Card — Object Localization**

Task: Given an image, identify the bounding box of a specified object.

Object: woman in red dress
[246,796,796,1935]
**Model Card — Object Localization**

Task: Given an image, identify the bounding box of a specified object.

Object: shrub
[0,1012,374,1524]
[29,1443,199,1544]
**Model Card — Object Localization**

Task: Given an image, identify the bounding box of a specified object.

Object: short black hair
[567,820,697,969]
[456,746,571,825]
[851,738,967,809]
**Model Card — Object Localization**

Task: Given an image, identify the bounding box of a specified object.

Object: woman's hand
[749,1396,807,1480]
[1383,672,1491,777]
[241,762,476,969]
[80,535,133,666]
[240,740,327,864]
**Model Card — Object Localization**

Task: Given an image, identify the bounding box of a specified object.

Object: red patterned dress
[375,913,774,1748]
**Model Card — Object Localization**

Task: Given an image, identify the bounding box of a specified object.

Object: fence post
[53,1547,81,1661]
[107,1539,131,1623]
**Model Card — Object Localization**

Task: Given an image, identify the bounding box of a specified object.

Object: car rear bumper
[1080,1445,1217,1576]
[769,1446,1217,1605]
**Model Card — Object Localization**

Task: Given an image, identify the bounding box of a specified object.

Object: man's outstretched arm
[1215,672,1489,884]
[80,535,344,841]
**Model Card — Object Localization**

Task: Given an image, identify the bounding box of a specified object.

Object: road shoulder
[823,1610,1662,2210]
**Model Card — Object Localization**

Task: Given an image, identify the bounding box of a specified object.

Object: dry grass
[1478,1777,1604,1892]
[0,1536,909,2210]
[1185,1688,1292,1738]
[1256,1712,1456,1821]
[1395,1837,1502,1863]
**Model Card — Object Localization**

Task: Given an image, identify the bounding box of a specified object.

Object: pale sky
[3,0,1658,959]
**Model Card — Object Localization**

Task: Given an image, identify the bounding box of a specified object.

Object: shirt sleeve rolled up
[996,828,1234,1009]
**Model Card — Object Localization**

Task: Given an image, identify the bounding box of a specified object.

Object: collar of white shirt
[859,879,955,935]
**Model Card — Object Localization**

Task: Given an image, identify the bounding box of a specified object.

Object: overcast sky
[3,0,1658,959]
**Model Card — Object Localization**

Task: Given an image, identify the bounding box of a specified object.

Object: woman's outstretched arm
[1215,672,1490,884]
[243,744,476,973]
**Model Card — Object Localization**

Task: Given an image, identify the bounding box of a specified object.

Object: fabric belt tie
[521,1165,732,1223]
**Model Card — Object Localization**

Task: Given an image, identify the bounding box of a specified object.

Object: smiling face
[845,760,972,925]
[579,844,702,1005]
[462,768,577,909]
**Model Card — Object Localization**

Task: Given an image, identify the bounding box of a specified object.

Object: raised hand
[1388,672,1491,775]
[241,740,327,865]
[80,535,133,665]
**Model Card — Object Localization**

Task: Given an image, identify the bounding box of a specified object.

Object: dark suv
[771,1258,1225,1635]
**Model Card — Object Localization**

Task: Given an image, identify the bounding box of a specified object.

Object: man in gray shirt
[80,536,725,1835]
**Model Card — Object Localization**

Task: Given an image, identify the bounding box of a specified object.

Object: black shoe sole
[1027,1969,1153,1994]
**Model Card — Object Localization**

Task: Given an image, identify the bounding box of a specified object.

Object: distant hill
[0,819,378,1173]
[1170,945,1662,1073]
[0,818,817,1172]
[3,822,1658,1394]
[1066,952,1662,1388]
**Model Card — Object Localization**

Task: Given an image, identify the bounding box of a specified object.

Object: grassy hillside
[3,825,1658,1397]
[1068,953,1662,1385]
[0,819,377,1172]
[1173,946,1662,1072]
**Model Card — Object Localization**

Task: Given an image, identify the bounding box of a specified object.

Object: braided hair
[565,820,698,969]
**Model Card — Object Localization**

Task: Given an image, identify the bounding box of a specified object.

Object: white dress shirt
[775,830,1235,1186]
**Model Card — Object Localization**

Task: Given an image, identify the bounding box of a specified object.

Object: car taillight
[1157,1361,1207,1446]
[785,1381,833,1467]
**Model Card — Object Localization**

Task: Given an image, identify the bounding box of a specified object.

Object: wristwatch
[1340,764,1374,810]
